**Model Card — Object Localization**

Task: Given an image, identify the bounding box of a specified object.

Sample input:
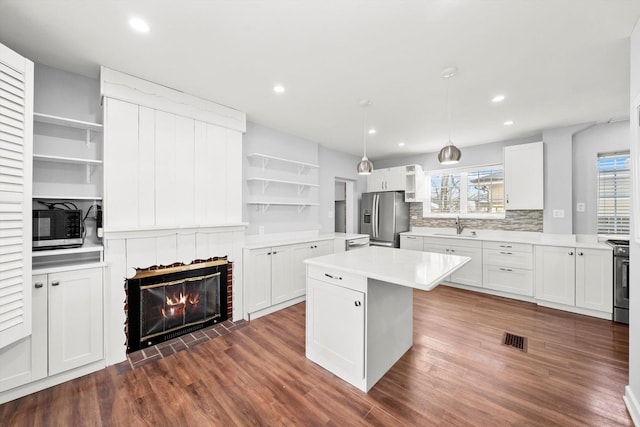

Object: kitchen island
[304,246,470,392]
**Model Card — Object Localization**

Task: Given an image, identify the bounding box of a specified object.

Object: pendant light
[356,99,374,175]
[438,66,462,165]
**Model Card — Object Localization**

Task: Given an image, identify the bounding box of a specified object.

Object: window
[424,165,504,217]
[597,152,630,235]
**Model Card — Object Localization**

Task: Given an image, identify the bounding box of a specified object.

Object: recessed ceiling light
[368,128,376,135]
[273,84,285,94]
[398,142,405,147]
[504,120,514,126]
[129,17,150,33]
[492,94,506,103]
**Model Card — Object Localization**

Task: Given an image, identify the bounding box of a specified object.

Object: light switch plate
[576,202,585,212]
[552,209,565,218]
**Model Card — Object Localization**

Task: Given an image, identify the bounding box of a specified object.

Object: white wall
[572,121,630,234]
[318,145,367,233]
[34,63,101,123]
[626,16,640,424]
[242,122,366,235]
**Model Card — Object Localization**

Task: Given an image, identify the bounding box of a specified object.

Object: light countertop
[304,246,470,291]
[243,231,368,249]
[401,228,613,250]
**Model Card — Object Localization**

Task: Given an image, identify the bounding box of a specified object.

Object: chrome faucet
[455,216,464,235]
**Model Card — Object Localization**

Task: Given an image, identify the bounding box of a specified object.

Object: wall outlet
[576,202,585,212]
[552,209,565,218]
[411,215,417,220]
[258,225,265,235]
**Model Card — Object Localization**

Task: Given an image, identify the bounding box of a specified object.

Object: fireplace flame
[161,291,200,318]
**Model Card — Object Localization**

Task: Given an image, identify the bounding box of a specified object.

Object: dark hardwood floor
[0,286,631,426]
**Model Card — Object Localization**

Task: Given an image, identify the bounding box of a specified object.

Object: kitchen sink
[432,232,477,238]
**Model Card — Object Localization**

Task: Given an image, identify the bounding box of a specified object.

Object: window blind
[597,152,630,235]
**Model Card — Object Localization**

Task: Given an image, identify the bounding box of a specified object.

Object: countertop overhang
[304,246,470,291]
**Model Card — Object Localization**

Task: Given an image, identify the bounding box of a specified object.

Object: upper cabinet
[504,141,544,210]
[368,165,425,202]
[101,67,245,231]
[367,166,405,192]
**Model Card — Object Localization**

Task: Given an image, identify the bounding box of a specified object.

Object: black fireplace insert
[126,259,228,352]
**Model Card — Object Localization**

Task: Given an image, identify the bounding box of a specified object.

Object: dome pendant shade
[437,143,461,165]
[357,156,373,175]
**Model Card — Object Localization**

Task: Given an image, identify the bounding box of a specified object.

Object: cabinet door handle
[499,268,513,272]
[314,245,317,249]
[273,251,277,255]
[51,281,60,286]
[324,273,342,280]
[499,245,512,249]
[34,282,43,289]
[267,252,272,255]
[499,251,513,255]
[568,251,574,256]
[406,236,416,240]
[578,252,584,256]
[450,249,455,253]
[354,301,362,307]
[445,248,450,252]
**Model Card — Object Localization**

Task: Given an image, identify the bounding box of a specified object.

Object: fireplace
[125,258,230,353]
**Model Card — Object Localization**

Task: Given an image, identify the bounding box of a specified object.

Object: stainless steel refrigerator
[360,191,409,248]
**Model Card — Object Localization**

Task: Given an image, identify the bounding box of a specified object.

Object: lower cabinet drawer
[307,264,366,292]
[482,265,533,296]
[483,249,533,269]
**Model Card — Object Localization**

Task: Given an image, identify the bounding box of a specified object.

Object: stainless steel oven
[607,239,629,324]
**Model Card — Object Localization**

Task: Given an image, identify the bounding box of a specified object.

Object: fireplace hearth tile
[126,319,248,370]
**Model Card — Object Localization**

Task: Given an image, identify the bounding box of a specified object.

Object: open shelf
[33,154,103,166]
[32,243,104,258]
[247,178,319,187]
[33,195,102,201]
[247,201,319,213]
[34,112,103,132]
[248,153,319,169]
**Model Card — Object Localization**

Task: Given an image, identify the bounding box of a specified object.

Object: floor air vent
[503,332,528,352]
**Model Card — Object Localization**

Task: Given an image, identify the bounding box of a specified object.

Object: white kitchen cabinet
[306,277,365,385]
[534,246,577,305]
[575,249,613,312]
[48,268,104,375]
[404,164,425,202]
[244,239,334,318]
[367,166,405,192]
[423,237,483,287]
[400,235,423,251]
[483,241,534,296]
[504,141,543,210]
[0,267,103,393]
[0,275,47,393]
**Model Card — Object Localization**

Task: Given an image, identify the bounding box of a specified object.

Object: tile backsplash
[409,204,543,232]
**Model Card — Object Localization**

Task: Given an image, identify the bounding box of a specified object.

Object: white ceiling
[1,1,639,160]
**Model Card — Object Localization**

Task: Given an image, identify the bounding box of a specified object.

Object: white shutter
[0,43,33,349]
[597,152,630,235]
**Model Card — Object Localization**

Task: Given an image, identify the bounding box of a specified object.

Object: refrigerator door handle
[372,194,378,238]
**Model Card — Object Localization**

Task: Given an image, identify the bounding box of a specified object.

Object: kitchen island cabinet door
[575,249,613,313]
[306,278,364,386]
[534,246,575,305]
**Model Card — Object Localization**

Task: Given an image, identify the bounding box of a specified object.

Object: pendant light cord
[362,105,367,157]
[446,75,452,145]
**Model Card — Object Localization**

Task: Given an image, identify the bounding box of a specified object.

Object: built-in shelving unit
[32,111,104,268]
[246,152,320,214]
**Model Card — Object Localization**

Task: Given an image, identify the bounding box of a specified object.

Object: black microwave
[32,209,83,250]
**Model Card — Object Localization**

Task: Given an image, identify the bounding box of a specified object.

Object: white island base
[305,246,469,392]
